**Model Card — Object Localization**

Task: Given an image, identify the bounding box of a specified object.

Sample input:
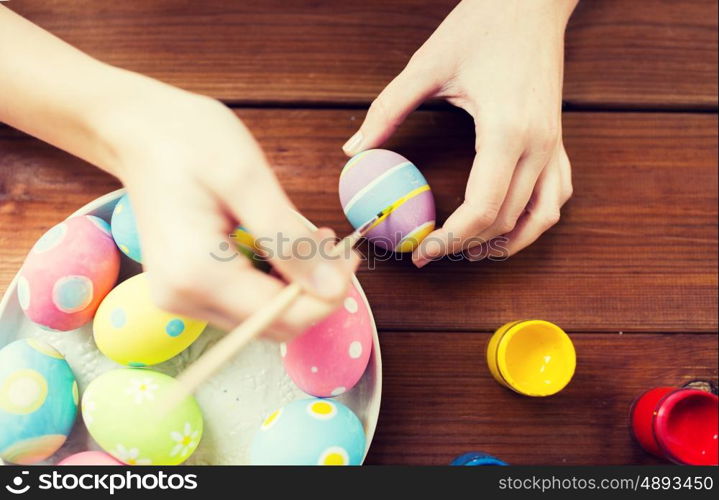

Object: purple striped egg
[339,149,435,252]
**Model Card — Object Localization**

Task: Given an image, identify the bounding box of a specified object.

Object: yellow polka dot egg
[250,399,365,465]
[0,339,78,464]
[93,272,207,367]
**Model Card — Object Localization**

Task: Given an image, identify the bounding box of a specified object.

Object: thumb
[225,153,358,301]
[343,57,439,156]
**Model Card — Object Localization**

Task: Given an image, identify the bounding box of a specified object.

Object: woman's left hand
[342,0,577,267]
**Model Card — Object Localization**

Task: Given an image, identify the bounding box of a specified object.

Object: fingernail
[342,131,364,155]
[414,257,431,269]
[423,239,443,258]
[310,263,345,299]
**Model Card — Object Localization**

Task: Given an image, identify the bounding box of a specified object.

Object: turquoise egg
[0,339,78,464]
[250,398,365,465]
[111,194,142,263]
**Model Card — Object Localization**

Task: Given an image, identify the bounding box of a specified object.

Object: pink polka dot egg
[282,284,372,398]
[58,451,122,465]
[17,216,121,331]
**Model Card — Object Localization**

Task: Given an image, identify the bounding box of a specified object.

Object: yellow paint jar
[487,320,576,397]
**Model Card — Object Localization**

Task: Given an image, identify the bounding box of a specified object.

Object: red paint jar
[631,387,718,465]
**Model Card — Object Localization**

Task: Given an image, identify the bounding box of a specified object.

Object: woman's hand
[0,5,358,340]
[343,0,577,267]
[98,80,359,339]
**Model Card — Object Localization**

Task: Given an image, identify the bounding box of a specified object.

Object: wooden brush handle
[173,282,302,399]
[165,228,365,409]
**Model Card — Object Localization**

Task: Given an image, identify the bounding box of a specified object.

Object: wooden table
[1,1,716,465]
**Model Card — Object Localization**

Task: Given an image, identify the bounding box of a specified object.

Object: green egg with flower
[81,368,203,465]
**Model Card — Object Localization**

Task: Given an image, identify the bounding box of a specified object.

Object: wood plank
[364,332,718,465]
[8,0,718,109]
[0,110,716,333]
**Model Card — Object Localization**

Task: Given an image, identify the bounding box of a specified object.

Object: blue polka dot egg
[0,339,78,464]
[110,193,142,263]
[250,399,365,465]
[93,272,207,366]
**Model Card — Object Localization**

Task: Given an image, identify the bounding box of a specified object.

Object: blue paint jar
[451,452,508,466]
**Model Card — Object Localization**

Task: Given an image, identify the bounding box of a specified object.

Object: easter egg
[18,216,121,331]
[282,284,372,397]
[339,149,435,252]
[250,398,365,465]
[82,368,203,465]
[231,226,270,271]
[58,451,123,465]
[93,273,207,366]
[0,339,78,464]
[110,193,142,263]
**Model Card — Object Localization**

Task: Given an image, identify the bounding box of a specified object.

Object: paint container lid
[496,320,576,397]
[654,388,718,465]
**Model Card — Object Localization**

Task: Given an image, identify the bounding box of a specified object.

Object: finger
[217,150,359,301]
[132,175,347,340]
[313,227,339,251]
[171,288,333,342]
[199,257,343,341]
[208,227,347,341]
[464,240,490,263]
[342,56,441,156]
[412,131,523,267]
[266,227,338,281]
[149,226,348,341]
[467,149,551,248]
[556,145,574,204]
[498,162,564,257]
[197,228,337,338]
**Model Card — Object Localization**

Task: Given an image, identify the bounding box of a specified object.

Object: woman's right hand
[96,76,359,340]
[0,4,358,340]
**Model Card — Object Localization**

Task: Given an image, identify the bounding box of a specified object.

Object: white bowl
[0,189,381,465]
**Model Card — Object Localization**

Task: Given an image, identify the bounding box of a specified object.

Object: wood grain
[365,332,718,465]
[1,110,716,332]
[8,0,718,109]
[1,0,717,468]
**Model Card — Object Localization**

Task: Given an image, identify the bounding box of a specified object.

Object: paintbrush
[164,196,408,410]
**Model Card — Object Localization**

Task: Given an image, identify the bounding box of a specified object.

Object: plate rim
[0,188,382,465]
